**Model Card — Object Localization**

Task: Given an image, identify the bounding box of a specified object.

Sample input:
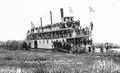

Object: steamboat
[26,8,93,53]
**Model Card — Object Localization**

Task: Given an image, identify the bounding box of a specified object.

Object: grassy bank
[0,49,120,73]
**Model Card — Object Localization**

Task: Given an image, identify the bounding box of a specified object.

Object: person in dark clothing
[88,45,91,52]
[57,41,62,51]
[53,41,57,49]
[66,42,71,51]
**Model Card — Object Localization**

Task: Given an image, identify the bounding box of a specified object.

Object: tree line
[0,40,120,50]
[0,40,28,50]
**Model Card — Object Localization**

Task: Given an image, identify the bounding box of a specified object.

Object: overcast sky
[0,0,120,44]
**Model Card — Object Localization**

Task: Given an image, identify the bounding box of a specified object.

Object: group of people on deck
[52,40,71,52]
[52,39,93,53]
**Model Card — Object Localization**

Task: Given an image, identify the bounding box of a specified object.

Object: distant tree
[22,41,29,50]
[2,40,23,50]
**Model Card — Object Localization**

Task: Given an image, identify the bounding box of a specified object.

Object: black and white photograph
[0,0,120,73]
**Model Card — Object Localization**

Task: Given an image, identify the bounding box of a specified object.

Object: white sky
[0,0,120,44]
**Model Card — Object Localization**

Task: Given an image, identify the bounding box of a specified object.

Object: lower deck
[29,38,66,49]
[27,35,92,50]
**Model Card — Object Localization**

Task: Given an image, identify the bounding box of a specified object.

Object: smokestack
[40,17,43,32]
[60,8,64,21]
[50,11,53,24]
[40,17,42,27]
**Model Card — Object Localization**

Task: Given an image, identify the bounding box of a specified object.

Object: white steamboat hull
[30,38,66,49]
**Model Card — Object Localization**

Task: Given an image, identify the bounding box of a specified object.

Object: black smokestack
[60,8,64,19]
[40,17,42,27]
[50,11,53,24]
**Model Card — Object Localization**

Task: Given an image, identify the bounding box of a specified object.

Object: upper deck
[26,8,93,40]
[26,21,91,40]
[28,16,78,33]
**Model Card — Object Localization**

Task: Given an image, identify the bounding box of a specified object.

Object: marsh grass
[0,50,120,73]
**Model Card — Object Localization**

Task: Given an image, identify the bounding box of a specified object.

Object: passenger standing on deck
[92,44,95,53]
[85,44,89,53]
[88,44,92,52]
[82,44,86,53]
[70,43,74,53]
